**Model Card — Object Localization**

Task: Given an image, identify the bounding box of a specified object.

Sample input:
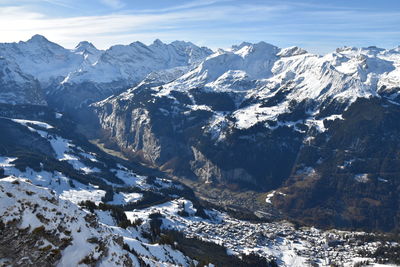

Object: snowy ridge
[167,41,399,98]
[129,41,400,132]
[0,35,212,88]
[0,35,212,108]
[0,177,193,266]
[0,35,83,86]
[61,39,211,85]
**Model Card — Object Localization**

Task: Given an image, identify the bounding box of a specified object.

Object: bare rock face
[0,222,65,267]
[190,146,254,185]
[93,84,303,190]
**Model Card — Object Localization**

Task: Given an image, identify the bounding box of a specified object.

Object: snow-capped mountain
[72,41,103,65]
[60,39,212,86]
[0,35,212,111]
[93,41,400,232]
[95,41,400,173]
[162,42,399,112]
[0,35,83,86]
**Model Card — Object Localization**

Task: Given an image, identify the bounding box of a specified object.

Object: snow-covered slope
[0,35,83,86]
[0,57,45,105]
[0,176,132,266]
[156,42,400,129]
[0,176,196,267]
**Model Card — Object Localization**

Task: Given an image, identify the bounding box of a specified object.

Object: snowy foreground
[0,116,399,266]
[0,177,192,266]
[0,176,397,267]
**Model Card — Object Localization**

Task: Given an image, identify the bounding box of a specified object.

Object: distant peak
[362,46,385,54]
[231,42,252,51]
[129,41,147,48]
[171,40,193,46]
[232,41,278,53]
[278,46,308,57]
[392,46,400,52]
[335,46,356,53]
[235,41,279,57]
[152,39,165,46]
[27,34,49,43]
[252,41,278,50]
[75,41,97,50]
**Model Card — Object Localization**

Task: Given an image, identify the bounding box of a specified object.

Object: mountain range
[1,35,400,266]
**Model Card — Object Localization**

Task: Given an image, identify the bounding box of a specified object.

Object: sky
[0,0,399,54]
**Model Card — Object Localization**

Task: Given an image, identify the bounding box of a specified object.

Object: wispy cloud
[39,0,74,8]
[135,0,233,13]
[100,0,124,9]
[0,0,398,54]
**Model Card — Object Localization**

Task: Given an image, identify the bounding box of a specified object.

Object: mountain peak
[252,41,278,50]
[170,40,196,47]
[27,34,50,44]
[278,46,308,57]
[231,42,252,51]
[152,39,165,46]
[75,41,97,50]
[235,41,278,58]
[129,41,147,48]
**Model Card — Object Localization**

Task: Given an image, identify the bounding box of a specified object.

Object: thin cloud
[100,0,124,9]
[135,0,233,13]
[40,0,74,8]
[0,1,398,53]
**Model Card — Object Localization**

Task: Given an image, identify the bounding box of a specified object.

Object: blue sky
[0,0,399,54]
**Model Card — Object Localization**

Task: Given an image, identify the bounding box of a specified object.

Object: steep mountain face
[0,57,45,105]
[273,98,400,231]
[0,35,212,112]
[93,42,400,230]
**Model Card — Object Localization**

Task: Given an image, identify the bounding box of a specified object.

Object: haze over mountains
[1,35,400,266]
